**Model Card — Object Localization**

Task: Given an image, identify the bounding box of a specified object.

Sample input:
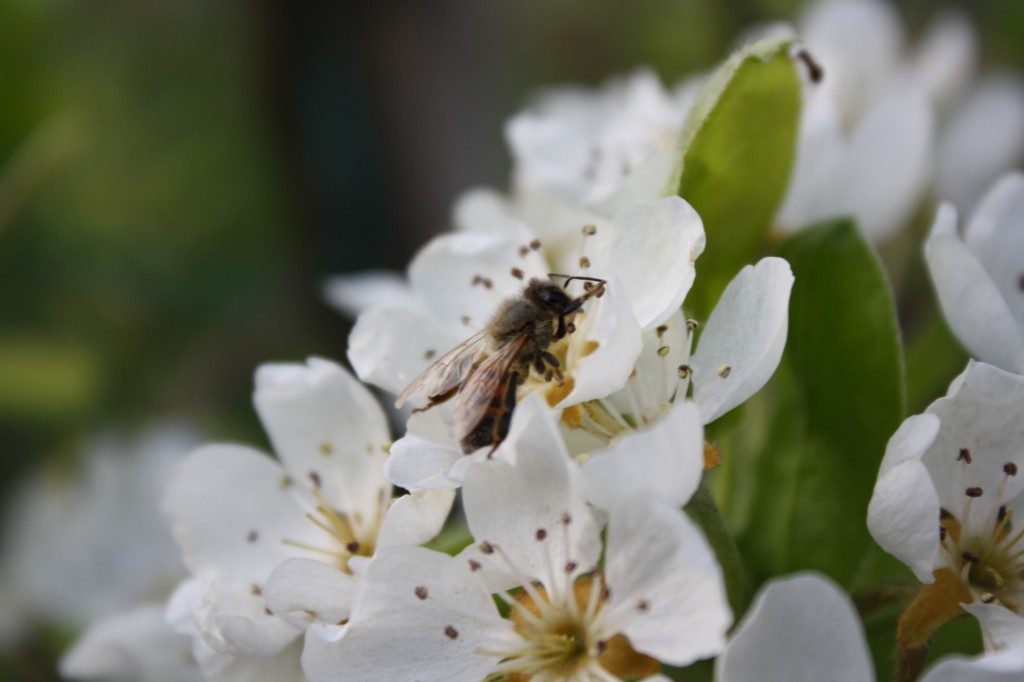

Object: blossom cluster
[28,0,1024,681]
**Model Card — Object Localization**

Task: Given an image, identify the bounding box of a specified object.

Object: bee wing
[395,329,491,407]
[453,333,529,442]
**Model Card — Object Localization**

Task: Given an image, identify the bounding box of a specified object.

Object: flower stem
[894,644,929,682]
[684,483,750,617]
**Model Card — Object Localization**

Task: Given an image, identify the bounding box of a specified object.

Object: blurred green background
[1,0,1022,678]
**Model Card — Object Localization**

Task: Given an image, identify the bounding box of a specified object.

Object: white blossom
[925,173,1024,374]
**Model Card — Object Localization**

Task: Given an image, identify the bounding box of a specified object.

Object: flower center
[940,456,1024,608]
[283,487,379,575]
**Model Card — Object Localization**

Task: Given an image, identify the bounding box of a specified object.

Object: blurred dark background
[0,0,1022,677]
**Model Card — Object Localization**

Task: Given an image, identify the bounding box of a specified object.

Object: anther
[346,541,360,554]
[415,586,428,600]
[677,364,691,379]
[529,239,541,250]
[566,322,576,334]
[718,364,732,378]
[264,607,273,616]
[596,639,607,653]
[247,530,259,543]
[796,49,824,83]
[966,487,984,498]
[636,599,650,612]
[251,584,262,596]
[657,346,670,357]
[536,528,548,541]
[1006,463,1019,477]
[308,471,322,489]
[444,625,459,640]
[561,512,573,525]
[278,475,293,489]
[479,541,495,554]
[468,560,481,571]
[602,587,612,601]
[686,319,699,331]
[424,349,436,360]
[939,525,947,541]
[319,442,333,456]
[565,561,578,573]
[579,256,591,269]
[461,315,471,326]
[511,267,524,280]
[958,448,973,464]
[518,245,530,257]
[962,551,981,564]
[582,224,597,236]
[982,593,997,604]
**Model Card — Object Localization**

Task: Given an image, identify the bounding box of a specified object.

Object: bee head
[525,279,576,314]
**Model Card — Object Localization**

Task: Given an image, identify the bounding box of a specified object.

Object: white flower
[350,195,704,463]
[716,572,1024,682]
[1,422,197,629]
[59,604,202,682]
[867,361,1024,609]
[775,0,934,241]
[506,69,698,211]
[715,573,875,682]
[161,358,453,680]
[299,399,730,681]
[925,172,1024,374]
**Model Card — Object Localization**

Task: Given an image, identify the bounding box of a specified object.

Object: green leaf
[671,36,802,318]
[719,221,905,586]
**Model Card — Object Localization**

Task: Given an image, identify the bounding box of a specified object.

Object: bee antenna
[547,273,607,289]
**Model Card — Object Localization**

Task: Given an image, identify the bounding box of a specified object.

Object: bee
[395,275,606,454]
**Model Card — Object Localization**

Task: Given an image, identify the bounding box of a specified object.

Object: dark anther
[518,246,530,257]
[511,267,524,280]
[308,471,322,489]
[958,448,973,464]
[966,487,984,498]
[346,541,360,554]
[636,599,650,612]
[535,528,548,541]
[247,530,259,543]
[939,525,947,541]
[962,551,981,564]
[796,48,824,83]
[415,586,428,600]
[480,541,494,554]
[529,239,541,250]
[561,512,573,525]
[565,561,578,573]
[468,559,482,572]
[656,324,668,337]
[1005,463,1018,477]
[444,625,459,640]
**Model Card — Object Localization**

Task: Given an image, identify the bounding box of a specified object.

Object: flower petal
[322,270,414,319]
[263,558,355,630]
[300,546,513,682]
[253,358,391,522]
[384,410,464,490]
[605,495,730,665]
[921,647,1024,682]
[601,196,706,330]
[194,578,299,657]
[59,604,202,682]
[162,444,324,580]
[715,573,874,682]
[376,489,456,547]
[690,257,794,423]
[926,203,1024,373]
[581,401,704,511]
[962,603,1024,650]
[964,172,1024,325]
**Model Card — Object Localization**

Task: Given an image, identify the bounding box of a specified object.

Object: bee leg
[554,314,567,340]
[487,371,520,459]
[412,386,458,413]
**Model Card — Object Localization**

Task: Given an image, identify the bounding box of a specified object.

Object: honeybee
[395,275,606,454]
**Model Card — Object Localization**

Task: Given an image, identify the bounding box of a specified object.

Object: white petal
[909,11,977,110]
[192,638,305,682]
[581,401,704,511]
[715,573,874,682]
[194,579,299,657]
[348,305,462,395]
[557,278,643,407]
[605,496,731,665]
[59,604,202,682]
[253,358,392,521]
[161,445,322,580]
[691,257,794,423]
[377,489,456,547]
[452,186,513,233]
[601,196,706,330]
[322,270,414,319]
[936,74,1024,211]
[834,84,934,241]
[301,545,512,682]
[868,414,942,583]
[384,410,464,490]
[962,603,1024,650]
[922,647,1024,682]
[263,558,355,630]
[461,401,602,590]
[408,230,549,331]
[920,361,1024,526]
[925,203,1024,373]
[964,172,1024,326]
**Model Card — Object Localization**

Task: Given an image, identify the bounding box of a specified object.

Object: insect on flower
[395,275,606,454]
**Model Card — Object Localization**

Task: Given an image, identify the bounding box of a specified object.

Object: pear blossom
[506,69,699,213]
[925,173,1024,374]
[716,572,1024,682]
[162,358,454,681]
[349,195,704,465]
[297,396,730,682]
[867,361,1024,613]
